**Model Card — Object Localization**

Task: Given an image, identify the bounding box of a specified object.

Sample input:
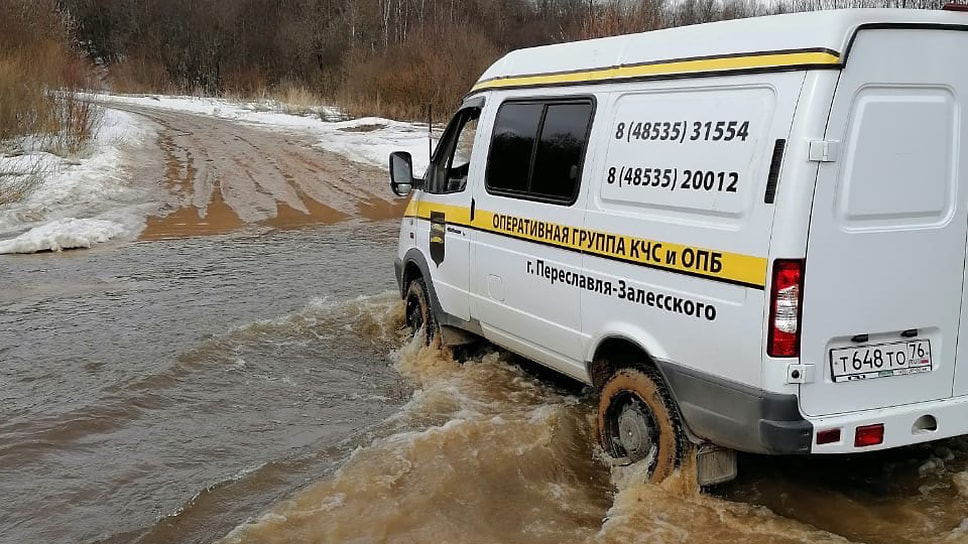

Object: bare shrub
[0,152,50,207]
[44,49,105,157]
[337,23,498,121]
[0,0,103,207]
[109,56,174,94]
[46,91,104,158]
[578,0,668,39]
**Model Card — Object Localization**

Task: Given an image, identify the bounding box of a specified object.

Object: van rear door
[799,28,968,417]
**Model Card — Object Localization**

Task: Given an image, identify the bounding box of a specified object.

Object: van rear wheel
[598,367,685,483]
[405,277,437,345]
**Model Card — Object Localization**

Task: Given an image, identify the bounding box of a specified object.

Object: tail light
[816,428,842,445]
[768,259,804,358]
[943,2,968,11]
[854,424,884,447]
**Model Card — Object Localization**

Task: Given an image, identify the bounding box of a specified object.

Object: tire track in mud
[107,104,407,239]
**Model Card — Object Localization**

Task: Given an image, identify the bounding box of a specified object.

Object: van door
[799,29,968,417]
[469,98,596,377]
[413,105,483,322]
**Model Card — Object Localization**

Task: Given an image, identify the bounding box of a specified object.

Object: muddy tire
[404,277,437,345]
[598,367,686,483]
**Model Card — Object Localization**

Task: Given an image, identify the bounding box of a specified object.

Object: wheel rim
[611,395,658,466]
[405,293,424,337]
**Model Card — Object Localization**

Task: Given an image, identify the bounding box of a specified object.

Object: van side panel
[581,73,805,390]
[468,90,598,381]
[800,29,968,417]
[760,70,841,394]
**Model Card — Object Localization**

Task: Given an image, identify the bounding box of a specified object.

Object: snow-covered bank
[98,94,435,173]
[0,218,127,254]
[0,108,156,254]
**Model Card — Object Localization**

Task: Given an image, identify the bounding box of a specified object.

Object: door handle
[470,198,476,222]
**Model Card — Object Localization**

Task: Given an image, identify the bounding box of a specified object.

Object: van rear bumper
[657,361,813,455]
[809,394,968,454]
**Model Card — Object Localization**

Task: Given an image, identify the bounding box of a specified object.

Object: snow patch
[0,218,126,254]
[0,108,156,241]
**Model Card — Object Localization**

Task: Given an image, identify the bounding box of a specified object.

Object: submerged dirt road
[3,106,968,544]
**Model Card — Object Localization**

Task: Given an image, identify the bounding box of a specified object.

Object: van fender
[400,248,441,312]
[584,322,811,455]
[584,324,697,438]
[398,248,482,335]
[584,322,670,366]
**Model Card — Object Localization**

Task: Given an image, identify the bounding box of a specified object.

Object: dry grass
[0,43,104,158]
[222,65,269,98]
[221,80,326,116]
[271,81,322,115]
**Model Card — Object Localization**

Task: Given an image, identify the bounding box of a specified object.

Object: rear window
[485,99,594,205]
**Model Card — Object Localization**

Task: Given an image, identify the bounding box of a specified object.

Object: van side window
[425,108,481,194]
[486,99,593,204]
[486,103,543,194]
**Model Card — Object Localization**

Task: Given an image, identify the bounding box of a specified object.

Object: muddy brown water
[3,106,968,544]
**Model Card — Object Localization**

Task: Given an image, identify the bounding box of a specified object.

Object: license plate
[829,339,932,383]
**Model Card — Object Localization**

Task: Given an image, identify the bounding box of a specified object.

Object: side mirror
[389,151,416,197]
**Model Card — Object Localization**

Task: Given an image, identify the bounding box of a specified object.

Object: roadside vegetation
[0,0,102,206]
[59,0,949,121]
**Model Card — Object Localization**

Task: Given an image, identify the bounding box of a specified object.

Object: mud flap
[696,443,737,486]
[430,211,446,267]
[440,325,477,347]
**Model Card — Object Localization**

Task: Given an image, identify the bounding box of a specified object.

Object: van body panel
[799,29,968,417]
[410,193,472,321]
[655,360,812,454]
[581,72,806,388]
[760,70,841,395]
[468,92,595,375]
[406,101,490,323]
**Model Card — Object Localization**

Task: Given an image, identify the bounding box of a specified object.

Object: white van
[388,8,968,484]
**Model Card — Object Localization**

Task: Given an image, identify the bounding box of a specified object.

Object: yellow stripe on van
[408,200,473,225]
[471,50,841,93]
[405,204,768,288]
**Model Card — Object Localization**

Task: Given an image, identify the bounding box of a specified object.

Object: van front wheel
[598,367,685,483]
[404,277,437,345]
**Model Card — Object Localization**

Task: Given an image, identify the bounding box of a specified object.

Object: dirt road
[108,103,405,239]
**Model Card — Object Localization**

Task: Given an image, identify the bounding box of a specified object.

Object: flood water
[0,221,412,544]
[4,107,968,544]
[4,218,968,544]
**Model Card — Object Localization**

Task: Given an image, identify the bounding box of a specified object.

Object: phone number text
[606,166,739,193]
[614,120,751,144]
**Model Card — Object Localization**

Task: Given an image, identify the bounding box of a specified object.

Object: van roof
[472,9,967,93]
